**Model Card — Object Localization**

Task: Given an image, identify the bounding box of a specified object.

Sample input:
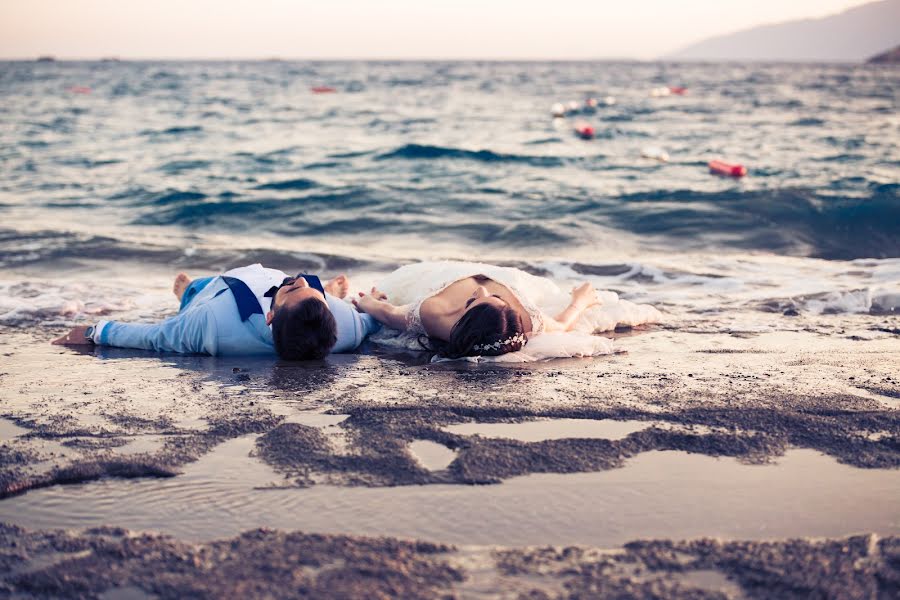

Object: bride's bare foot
[324,274,349,299]
[173,273,191,301]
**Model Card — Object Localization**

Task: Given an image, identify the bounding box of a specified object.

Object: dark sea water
[0,60,898,327]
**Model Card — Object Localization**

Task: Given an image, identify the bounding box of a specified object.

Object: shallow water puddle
[97,585,157,600]
[444,418,651,442]
[2,449,897,547]
[0,418,30,439]
[115,435,166,456]
[8,549,93,577]
[676,570,744,598]
[280,411,353,455]
[408,440,457,471]
[283,412,349,428]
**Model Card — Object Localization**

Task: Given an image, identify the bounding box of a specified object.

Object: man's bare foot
[324,274,349,299]
[173,273,191,301]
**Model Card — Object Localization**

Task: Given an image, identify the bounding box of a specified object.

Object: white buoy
[603,95,616,106]
[641,146,670,162]
[551,103,566,118]
[566,100,580,113]
[650,87,671,98]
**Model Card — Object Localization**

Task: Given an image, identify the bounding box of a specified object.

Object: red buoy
[669,86,688,95]
[709,160,747,178]
[574,122,595,140]
[68,86,91,94]
[311,86,336,94]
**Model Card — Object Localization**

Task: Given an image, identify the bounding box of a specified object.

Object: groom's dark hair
[272,298,337,360]
[420,303,525,359]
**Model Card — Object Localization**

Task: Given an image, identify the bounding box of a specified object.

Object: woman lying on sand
[354,261,662,362]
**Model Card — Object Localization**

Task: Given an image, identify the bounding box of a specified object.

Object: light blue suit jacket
[94,276,378,356]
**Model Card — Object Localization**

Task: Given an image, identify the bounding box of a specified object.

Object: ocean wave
[760,289,899,316]
[252,178,319,191]
[0,229,191,269]
[819,154,865,163]
[603,185,899,260]
[150,190,207,206]
[133,189,375,227]
[375,144,566,167]
[789,118,826,127]
[524,137,563,145]
[140,125,203,136]
[158,159,212,173]
[0,227,377,284]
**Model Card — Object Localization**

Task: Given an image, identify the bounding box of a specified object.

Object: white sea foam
[537,256,900,317]
[0,278,170,327]
[799,289,898,315]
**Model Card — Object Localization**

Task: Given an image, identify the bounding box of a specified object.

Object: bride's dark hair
[419,303,526,359]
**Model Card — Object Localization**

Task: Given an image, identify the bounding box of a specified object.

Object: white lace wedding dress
[370,261,662,362]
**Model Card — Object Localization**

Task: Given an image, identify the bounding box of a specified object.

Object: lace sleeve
[502,281,545,334]
[403,301,426,335]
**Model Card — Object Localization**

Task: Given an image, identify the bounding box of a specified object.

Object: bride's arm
[543,283,600,332]
[352,288,411,331]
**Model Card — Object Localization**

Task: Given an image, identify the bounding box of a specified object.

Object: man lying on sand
[53,263,379,359]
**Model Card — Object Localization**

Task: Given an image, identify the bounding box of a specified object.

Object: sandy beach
[2,312,898,596]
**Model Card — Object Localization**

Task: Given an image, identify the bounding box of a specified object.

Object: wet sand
[1,320,898,597]
[1,523,897,599]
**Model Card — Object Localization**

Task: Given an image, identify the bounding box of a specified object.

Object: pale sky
[0,0,875,60]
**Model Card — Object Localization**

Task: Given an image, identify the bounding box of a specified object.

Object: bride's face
[464,285,506,313]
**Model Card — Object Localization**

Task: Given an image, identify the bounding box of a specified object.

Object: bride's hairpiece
[473,332,526,353]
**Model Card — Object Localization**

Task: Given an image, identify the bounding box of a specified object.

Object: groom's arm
[54,309,216,354]
[325,294,381,353]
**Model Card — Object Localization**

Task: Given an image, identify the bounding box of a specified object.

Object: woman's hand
[547,283,602,332]
[352,288,410,331]
[352,287,388,314]
[570,282,600,309]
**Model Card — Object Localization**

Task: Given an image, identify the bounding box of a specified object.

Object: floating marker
[641,147,670,162]
[669,86,688,95]
[68,86,91,94]
[650,87,670,97]
[709,160,747,177]
[311,86,337,94]
[551,102,566,118]
[574,122,595,140]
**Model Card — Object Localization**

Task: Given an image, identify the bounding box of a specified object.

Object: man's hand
[52,325,94,346]
[324,274,350,299]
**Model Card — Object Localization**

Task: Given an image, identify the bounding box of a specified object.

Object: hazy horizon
[0,0,876,61]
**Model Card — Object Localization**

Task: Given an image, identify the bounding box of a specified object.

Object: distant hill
[867,44,900,62]
[668,0,900,62]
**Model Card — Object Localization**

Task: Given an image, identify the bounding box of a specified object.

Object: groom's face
[266,277,328,324]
